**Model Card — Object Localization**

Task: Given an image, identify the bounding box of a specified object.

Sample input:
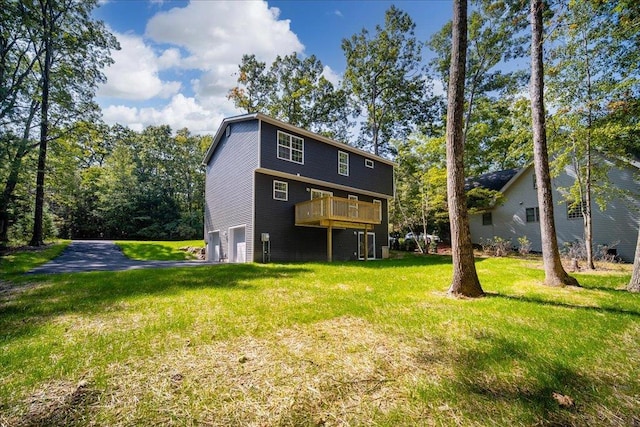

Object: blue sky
[94,0,453,134]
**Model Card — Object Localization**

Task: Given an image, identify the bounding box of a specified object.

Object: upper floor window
[526,207,540,223]
[365,158,374,169]
[567,200,586,219]
[273,180,288,201]
[277,131,304,164]
[311,189,332,200]
[338,151,349,176]
[482,212,492,225]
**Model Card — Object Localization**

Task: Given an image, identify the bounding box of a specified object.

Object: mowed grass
[116,240,205,261]
[1,244,639,426]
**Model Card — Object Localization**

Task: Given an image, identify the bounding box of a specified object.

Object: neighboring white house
[468,159,640,262]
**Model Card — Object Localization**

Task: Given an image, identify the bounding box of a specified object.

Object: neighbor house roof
[465,168,520,192]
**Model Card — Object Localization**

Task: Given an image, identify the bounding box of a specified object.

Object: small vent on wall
[225,126,231,138]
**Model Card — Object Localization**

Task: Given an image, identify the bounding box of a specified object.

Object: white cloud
[99,32,181,100]
[102,94,227,135]
[144,0,304,106]
[145,1,303,68]
[322,65,341,86]
[100,1,306,133]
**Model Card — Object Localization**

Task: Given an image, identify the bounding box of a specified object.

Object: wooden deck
[295,196,381,229]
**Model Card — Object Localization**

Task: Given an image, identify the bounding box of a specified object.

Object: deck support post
[364,227,369,262]
[327,225,333,262]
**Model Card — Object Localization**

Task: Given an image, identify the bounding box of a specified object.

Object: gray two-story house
[203,113,395,263]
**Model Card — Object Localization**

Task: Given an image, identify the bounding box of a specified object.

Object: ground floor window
[482,212,492,225]
[273,180,288,201]
[525,207,540,223]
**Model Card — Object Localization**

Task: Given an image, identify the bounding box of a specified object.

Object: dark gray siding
[204,120,259,261]
[259,122,393,196]
[253,172,389,262]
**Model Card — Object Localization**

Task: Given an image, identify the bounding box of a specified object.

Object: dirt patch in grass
[6,380,100,427]
[95,316,443,425]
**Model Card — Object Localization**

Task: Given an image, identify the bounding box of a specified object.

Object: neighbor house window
[482,212,492,225]
[567,200,586,219]
[277,131,304,164]
[338,151,349,176]
[365,159,374,168]
[273,180,288,201]
[526,207,540,223]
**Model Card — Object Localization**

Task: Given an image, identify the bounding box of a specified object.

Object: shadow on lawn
[486,292,640,318]
[0,263,309,344]
[417,334,600,425]
[332,253,480,269]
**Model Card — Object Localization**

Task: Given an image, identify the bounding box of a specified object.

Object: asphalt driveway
[27,240,209,274]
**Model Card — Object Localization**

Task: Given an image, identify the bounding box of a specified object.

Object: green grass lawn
[116,239,205,261]
[1,245,638,426]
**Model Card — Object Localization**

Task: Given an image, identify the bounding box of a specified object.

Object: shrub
[517,236,532,255]
[480,236,512,257]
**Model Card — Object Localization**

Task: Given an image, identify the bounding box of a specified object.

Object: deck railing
[295,196,381,226]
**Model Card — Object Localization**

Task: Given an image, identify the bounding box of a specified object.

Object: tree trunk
[628,227,640,292]
[29,0,52,247]
[446,0,483,298]
[530,0,578,287]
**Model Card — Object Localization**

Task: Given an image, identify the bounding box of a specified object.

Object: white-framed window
[338,151,349,176]
[277,130,304,164]
[310,189,332,200]
[273,180,288,201]
[365,158,374,168]
[373,199,382,221]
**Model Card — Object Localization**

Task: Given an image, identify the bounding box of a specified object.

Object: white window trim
[365,158,374,169]
[277,130,304,164]
[310,188,333,200]
[273,180,288,201]
[338,151,349,176]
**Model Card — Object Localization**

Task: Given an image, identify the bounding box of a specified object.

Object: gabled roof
[202,113,396,167]
[465,168,520,192]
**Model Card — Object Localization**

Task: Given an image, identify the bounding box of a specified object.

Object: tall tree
[28,0,117,246]
[446,0,484,297]
[342,5,436,156]
[228,53,349,141]
[428,0,529,175]
[529,0,578,287]
[227,54,274,114]
[547,0,640,269]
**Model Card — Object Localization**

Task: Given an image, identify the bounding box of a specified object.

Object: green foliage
[228,53,349,141]
[0,256,638,425]
[427,0,530,175]
[342,6,439,156]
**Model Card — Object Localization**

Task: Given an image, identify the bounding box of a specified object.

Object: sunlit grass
[0,240,70,277]
[0,252,638,426]
[116,239,205,261]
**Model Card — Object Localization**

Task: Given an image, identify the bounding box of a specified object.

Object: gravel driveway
[27,240,209,274]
